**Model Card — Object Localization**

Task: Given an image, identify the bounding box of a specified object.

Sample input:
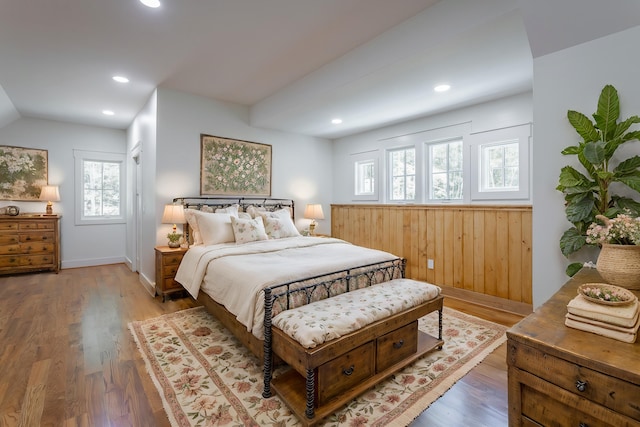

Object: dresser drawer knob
[579,423,588,427]
[342,365,355,376]
[393,339,405,349]
[575,380,588,392]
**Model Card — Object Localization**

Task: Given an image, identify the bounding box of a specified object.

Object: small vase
[596,244,640,290]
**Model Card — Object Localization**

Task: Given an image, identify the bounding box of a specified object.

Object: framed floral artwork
[200,134,272,196]
[0,145,48,201]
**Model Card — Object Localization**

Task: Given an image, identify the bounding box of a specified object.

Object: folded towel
[565,313,639,333]
[567,295,639,328]
[565,314,639,343]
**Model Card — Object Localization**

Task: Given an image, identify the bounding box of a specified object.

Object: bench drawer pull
[342,365,355,376]
[393,339,404,349]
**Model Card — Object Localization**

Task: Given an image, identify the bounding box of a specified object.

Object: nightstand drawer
[163,253,184,266]
[163,277,183,291]
[163,264,180,277]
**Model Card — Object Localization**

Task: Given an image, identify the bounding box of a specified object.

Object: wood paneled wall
[331,204,532,306]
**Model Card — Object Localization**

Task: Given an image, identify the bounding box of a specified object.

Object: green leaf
[604,136,625,159]
[583,141,605,165]
[618,174,640,192]
[595,84,620,139]
[577,148,597,177]
[561,145,581,155]
[560,228,587,257]
[613,115,640,139]
[614,156,640,175]
[568,110,599,142]
[566,262,584,277]
[623,129,640,142]
[565,193,595,222]
[613,196,640,216]
[558,166,589,189]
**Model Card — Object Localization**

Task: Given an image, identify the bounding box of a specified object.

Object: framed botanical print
[0,145,48,200]
[200,134,272,196]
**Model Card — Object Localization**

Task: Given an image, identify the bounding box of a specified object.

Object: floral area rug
[129,306,507,426]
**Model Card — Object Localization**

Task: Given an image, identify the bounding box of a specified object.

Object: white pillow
[196,212,236,245]
[231,216,268,244]
[183,208,203,246]
[215,204,239,216]
[261,209,300,238]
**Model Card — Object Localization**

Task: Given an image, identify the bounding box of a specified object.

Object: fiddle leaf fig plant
[556,84,640,276]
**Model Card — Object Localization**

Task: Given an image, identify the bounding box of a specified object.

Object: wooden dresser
[0,214,60,275]
[507,268,640,426]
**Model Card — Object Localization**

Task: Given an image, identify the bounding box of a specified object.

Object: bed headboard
[173,196,295,243]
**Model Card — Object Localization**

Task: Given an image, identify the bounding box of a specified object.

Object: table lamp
[162,204,186,247]
[39,185,60,215]
[304,203,324,236]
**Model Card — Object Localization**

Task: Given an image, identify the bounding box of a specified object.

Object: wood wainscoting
[331,204,532,314]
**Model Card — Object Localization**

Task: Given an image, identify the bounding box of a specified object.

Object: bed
[171,197,405,394]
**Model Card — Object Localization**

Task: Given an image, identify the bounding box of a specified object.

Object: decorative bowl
[578,283,638,306]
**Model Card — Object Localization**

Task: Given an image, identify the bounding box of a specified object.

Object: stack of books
[565,292,640,343]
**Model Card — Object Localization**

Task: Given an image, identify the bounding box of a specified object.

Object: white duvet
[174,236,397,339]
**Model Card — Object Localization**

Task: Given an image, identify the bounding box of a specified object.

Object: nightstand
[154,246,188,302]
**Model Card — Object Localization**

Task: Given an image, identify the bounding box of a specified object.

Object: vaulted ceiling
[0,0,638,139]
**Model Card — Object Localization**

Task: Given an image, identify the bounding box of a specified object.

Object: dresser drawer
[20,242,54,254]
[511,343,640,421]
[317,341,375,404]
[19,221,54,231]
[376,321,418,372]
[20,232,54,243]
[20,255,54,267]
[0,255,21,268]
[0,235,19,246]
[0,222,18,231]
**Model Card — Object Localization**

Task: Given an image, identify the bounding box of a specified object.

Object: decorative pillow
[195,212,236,245]
[183,208,203,246]
[261,209,300,239]
[215,204,239,216]
[231,216,268,244]
[245,205,267,219]
[238,212,252,219]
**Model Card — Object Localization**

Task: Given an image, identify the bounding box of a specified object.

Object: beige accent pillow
[196,212,236,245]
[231,216,268,244]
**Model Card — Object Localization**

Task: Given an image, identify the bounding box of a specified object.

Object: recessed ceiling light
[434,84,451,93]
[140,0,160,8]
[331,118,343,124]
[112,76,129,83]
[102,110,115,116]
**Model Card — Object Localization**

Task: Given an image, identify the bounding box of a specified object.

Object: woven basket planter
[596,244,640,290]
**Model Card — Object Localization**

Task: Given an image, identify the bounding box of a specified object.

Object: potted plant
[556,84,640,276]
[167,232,183,248]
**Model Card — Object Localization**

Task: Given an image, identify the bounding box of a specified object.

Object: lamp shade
[162,204,186,224]
[39,185,60,202]
[304,204,324,220]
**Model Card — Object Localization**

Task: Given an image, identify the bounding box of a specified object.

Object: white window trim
[425,138,464,203]
[386,145,416,203]
[74,149,126,225]
[469,123,531,201]
[351,151,379,201]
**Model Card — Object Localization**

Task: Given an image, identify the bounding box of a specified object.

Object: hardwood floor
[0,264,523,427]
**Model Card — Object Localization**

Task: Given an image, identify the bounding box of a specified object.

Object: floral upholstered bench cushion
[271,278,441,349]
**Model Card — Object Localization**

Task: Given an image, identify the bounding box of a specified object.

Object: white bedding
[174,236,398,339]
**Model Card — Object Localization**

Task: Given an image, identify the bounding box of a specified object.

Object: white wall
[532,25,640,307]
[128,88,334,286]
[332,92,533,203]
[0,117,127,267]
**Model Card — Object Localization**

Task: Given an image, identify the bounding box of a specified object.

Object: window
[428,139,463,200]
[351,152,379,201]
[470,124,530,201]
[74,150,125,225]
[388,147,415,201]
[481,141,519,191]
[355,159,376,196]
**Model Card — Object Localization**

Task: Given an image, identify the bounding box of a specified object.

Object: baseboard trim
[61,256,127,270]
[439,286,532,317]
[139,271,156,297]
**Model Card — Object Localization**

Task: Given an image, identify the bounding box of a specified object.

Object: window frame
[469,124,531,201]
[74,149,126,225]
[351,151,379,201]
[425,138,464,202]
[387,146,416,203]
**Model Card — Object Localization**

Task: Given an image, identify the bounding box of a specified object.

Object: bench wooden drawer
[317,341,375,404]
[376,321,418,372]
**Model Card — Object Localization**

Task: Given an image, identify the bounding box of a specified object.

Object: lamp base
[45,202,53,215]
[309,222,316,236]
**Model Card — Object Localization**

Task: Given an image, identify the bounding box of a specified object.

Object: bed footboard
[261,257,405,398]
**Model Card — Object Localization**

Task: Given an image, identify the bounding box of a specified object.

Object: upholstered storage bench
[269,278,444,426]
